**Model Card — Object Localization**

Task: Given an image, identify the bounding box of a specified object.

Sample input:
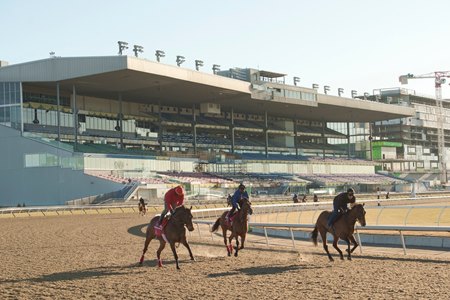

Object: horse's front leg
[223,228,232,256]
[181,237,195,261]
[343,237,352,260]
[234,234,240,257]
[169,241,180,270]
[349,235,359,254]
[239,233,246,250]
[332,237,344,260]
[156,239,166,267]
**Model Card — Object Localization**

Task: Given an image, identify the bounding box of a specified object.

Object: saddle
[225,211,238,226]
[154,217,170,242]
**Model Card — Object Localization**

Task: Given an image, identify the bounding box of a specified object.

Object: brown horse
[139,205,195,269]
[211,198,253,257]
[311,203,366,261]
[138,202,147,216]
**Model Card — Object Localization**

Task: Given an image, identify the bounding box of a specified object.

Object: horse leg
[349,235,359,254]
[319,228,333,261]
[234,234,240,257]
[343,237,352,260]
[169,241,180,270]
[332,236,344,260]
[228,232,235,256]
[181,237,195,261]
[139,226,154,265]
[239,233,246,250]
[223,228,231,256]
[156,240,166,268]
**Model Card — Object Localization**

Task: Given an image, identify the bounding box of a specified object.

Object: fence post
[289,228,295,249]
[399,230,407,255]
[263,227,269,246]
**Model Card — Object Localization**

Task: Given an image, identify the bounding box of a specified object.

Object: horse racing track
[1,214,448,299]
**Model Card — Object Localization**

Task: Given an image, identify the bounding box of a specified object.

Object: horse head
[352,203,366,227]
[240,198,253,216]
[173,205,195,232]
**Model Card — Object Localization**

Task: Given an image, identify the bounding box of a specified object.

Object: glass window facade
[0,82,22,129]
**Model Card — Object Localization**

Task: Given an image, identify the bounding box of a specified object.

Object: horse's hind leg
[319,228,333,261]
[181,237,195,261]
[140,227,154,265]
[156,240,166,267]
[169,241,180,270]
[332,237,344,260]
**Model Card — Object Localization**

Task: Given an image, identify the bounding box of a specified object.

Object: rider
[227,183,249,222]
[158,185,185,226]
[292,193,299,203]
[327,188,356,229]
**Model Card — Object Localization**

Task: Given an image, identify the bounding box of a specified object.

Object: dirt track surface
[1,214,449,300]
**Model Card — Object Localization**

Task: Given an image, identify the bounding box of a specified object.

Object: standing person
[227,183,249,222]
[313,194,318,202]
[327,188,356,230]
[292,193,299,203]
[301,195,307,203]
[158,185,185,226]
[376,187,381,200]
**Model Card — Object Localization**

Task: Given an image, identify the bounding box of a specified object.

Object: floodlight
[324,85,330,94]
[312,84,319,90]
[155,50,165,62]
[293,77,300,86]
[176,55,185,67]
[195,60,204,71]
[351,90,357,98]
[118,41,129,55]
[133,45,144,57]
[338,88,344,96]
[212,64,221,74]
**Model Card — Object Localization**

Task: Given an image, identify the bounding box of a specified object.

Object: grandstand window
[23,91,70,107]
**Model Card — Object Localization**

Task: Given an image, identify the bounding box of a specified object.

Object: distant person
[227,194,232,206]
[376,187,381,200]
[313,194,318,202]
[301,195,307,203]
[385,191,390,199]
[22,203,26,207]
[327,188,356,231]
[17,203,21,207]
[292,193,299,203]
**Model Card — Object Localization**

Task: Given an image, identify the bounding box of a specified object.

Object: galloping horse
[139,205,195,269]
[138,202,147,216]
[311,203,366,261]
[211,198,253,257]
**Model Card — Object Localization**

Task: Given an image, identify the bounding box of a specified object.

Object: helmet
[347,188,355,194]
[175,186,184,196]
[238,183,246,189]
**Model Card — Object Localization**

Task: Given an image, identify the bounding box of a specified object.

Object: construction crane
[399,71,450,184]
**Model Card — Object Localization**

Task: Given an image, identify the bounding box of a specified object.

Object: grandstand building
[0,56,413,206]
[369,88,450,183]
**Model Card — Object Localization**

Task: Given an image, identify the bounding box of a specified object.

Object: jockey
[227,183,249,222]
[327,188,356,229]
[158,185,185,226]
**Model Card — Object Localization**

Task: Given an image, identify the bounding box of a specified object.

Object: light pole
[133,45,144,57]
[195,60,204,71]
[155,50,165,62]
[212,64,221,74]
[118,41,129,55]
[176,55,185,67]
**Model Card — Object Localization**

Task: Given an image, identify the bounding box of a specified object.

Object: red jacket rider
[158,185,184,225]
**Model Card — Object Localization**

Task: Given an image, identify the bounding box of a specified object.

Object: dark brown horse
[211,198,253,257]
[311,203,366,261]
[139,205,195,269]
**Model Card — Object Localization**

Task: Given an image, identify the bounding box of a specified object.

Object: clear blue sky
[2,0,450,98]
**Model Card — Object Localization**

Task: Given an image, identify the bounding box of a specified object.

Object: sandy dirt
[0,214,449,300]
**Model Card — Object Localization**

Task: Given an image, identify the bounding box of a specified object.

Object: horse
[311,203,366,261]
[139,205,195,269]
[138,202,147,216]
[211,198,253,257]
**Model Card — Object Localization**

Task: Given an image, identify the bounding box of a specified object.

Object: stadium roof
[0,56,414,122]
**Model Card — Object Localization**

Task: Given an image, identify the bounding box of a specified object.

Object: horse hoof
[191,257,196,261]
[234,253,238,257]
[227,252,231,257]
[348,257,352,261]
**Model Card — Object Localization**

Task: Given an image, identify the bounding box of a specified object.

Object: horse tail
[311,225,318,246]
[211,217,221,232]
